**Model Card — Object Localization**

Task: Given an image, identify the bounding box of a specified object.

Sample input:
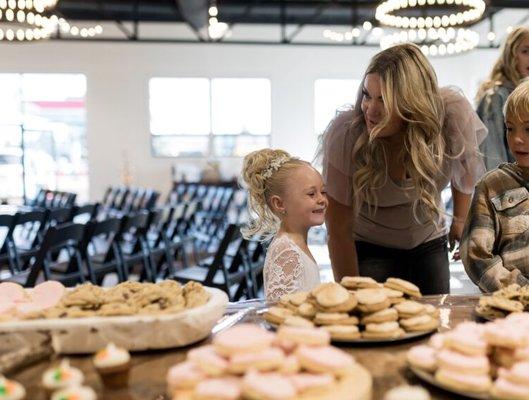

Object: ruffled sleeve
[320,108,358,206]
[442,86,488,194]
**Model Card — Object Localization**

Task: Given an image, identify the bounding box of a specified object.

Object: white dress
[263,235,321,302]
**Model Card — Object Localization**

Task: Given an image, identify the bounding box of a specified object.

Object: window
[314,79,360,135]
[0,74,88,203]
[149,78,271,157]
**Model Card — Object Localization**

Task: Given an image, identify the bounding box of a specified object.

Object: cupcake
[0,375,25,400]
[93,343,131,388]
[50,386,97,400]
[41,359,84,393]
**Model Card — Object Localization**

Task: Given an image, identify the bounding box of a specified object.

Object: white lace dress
[263,235,321,303]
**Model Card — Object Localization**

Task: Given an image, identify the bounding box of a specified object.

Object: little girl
[241,148,328,302]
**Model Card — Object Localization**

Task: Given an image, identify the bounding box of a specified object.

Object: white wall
[0,39,500,202]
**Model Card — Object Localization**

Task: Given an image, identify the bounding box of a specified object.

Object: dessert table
[4,294,480,400]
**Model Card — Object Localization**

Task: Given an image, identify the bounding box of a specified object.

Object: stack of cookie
[407,313,529,398]
[264,277,440,341]
[166,323,372,400]
[476,284,528,320]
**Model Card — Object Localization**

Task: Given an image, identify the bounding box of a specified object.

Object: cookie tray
[0,287,228,354]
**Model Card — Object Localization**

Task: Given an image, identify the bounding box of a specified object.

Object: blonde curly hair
[476,26,529,104]
[241,148,309,240]
[350,43,446,224]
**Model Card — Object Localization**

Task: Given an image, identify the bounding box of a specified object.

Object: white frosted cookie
[360,308,398,325]
[340,276,379,290]
[384,278,422,298]
[322,325,361,341]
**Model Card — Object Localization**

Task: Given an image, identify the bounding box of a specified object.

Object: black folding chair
[172,224,251,301]
[2,223,86,287]
[115,211,153,282]
[80,217,124,284]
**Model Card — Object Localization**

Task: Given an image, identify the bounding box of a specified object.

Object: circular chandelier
[0,0,103,42]
[375,0,486,30]
[380,27,479,56]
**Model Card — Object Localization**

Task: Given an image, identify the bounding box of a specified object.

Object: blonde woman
[322,43,487,294]
[241,149,327,302]
[477,26,529,171]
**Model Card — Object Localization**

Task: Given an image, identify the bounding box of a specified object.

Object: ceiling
[53,1,529,25]
[48,0,529,46]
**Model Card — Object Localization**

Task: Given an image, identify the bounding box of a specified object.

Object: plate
[0,287,229,354]
[262,320,437,344]
[410,366,491,400]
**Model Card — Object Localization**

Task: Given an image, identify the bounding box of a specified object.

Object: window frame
[149,77,272,159]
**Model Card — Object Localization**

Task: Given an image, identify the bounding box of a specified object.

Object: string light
[322,22,381,42]
[207,1,229,40]
[375,0,486,29]
[0,0,103,42]
[380,27,480,56]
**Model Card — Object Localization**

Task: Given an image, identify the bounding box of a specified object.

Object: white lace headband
[262,155,291,180]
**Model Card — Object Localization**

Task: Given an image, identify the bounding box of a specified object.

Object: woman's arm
[326,195,358,281]
[449,186,472,259]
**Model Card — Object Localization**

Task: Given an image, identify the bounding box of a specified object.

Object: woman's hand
[448,219,465,260]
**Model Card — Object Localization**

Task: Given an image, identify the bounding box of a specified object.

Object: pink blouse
[322,87,487,249]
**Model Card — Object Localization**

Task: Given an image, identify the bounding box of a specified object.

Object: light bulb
[208,6,218,17]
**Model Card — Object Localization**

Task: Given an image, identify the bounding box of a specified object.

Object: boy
[461,80,529,292]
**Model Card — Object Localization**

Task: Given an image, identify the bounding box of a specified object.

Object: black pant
[356,236,450,295]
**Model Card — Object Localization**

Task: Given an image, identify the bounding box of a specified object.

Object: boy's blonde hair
[241,148,309,240]
[477,26,529,103]
[504,79,529,122]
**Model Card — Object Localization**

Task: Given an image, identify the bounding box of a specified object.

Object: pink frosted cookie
[485,321,529,348]
[15,302,44,317]
[32,281,65,309]
[289,373,335,394]
[194,377,241,400]
[0,300,15,317]
[229,348,285,374]
[444,325,487,356]
[435,368,492,393]
[277,326,330,347]
[166,360,205,391]
[515,347,529,361]
[491,377,529,400]
[273,338,297,354]
[0,282,25,303]
[428,333,445,350]
[296,345,355,376]
[242,371,296,400]
[279,355,300,375]
[498,362,529,385]
[188,345,228,376]
[506,312,529,329]
[406,345,437,372]
[437,349,489,375]
[214,324,275,356]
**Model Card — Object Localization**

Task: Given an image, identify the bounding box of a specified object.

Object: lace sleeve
[264,239,304,302]
[441,86,487,194]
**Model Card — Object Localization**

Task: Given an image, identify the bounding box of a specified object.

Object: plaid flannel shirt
[461,163,529,292]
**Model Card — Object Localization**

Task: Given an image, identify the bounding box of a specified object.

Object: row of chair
[101,186,160,216]
[166,181,247,253]
[0,208,265,301]
[26,189,77,209]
